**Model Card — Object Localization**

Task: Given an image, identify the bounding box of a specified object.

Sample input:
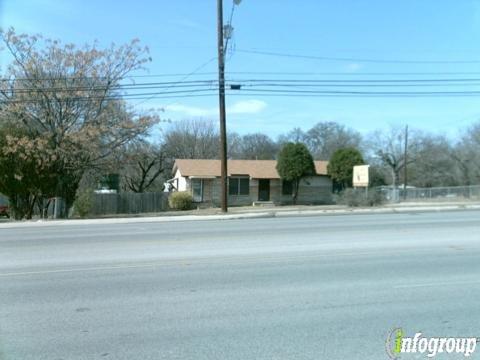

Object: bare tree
[277,127,307,145]
[119,142,166,193]
[278,122,362,160]
[367,126,420,188]
[235,133,278,160]
[409,134,458,187]
[451,122,480,185]
[304,122,363,160]
[162,118,219,159]
[227,131,242,159]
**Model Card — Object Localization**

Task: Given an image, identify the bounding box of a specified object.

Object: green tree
[327,147,364,190]
[276,142,315,204]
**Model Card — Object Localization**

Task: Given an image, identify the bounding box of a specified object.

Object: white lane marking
[0,263,164,277]
[394,279,480,289]
[0,247,443,278]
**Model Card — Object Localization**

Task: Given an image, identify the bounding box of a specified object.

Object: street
[1,210,480,359]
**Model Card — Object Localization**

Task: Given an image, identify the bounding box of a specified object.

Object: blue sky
[2,0,480,139]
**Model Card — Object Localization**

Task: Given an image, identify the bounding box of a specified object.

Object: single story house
[169,159,332,206]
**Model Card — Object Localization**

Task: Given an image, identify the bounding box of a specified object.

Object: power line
[240,82,480,88]
[225,92,480,98]
[225,90,480,97]
[8,77,480,95]
[229,78,480,83]
[234,88,480,95]
[8,77,480,103]
[226,71,480,76]
[5,81,217,94]
[9,70,480,83]
[8,87,480,104]
[236,48,480,64]
[0,89,218,104]
[134,57,217,106]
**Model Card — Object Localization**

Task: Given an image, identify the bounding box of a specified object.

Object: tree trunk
[26,195,37,220]
[292,179,300,205]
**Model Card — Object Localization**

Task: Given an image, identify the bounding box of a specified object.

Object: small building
[170,159,332,206]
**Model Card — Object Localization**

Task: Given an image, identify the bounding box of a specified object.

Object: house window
[282,179,294,195]
[191,179,203,202]
[229,177,249,196]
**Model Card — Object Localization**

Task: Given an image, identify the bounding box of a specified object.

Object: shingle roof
[173,159,328,179]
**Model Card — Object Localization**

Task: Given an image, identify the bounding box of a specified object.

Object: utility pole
[403,124,408,200]
[217,0,228,212]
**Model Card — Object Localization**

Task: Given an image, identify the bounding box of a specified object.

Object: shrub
[73,189,94,218]
[169,191,193,210]
[335,188,384,207]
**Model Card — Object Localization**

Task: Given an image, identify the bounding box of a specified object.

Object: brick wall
[186,176,332,207]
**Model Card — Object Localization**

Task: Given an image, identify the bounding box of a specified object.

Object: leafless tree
[367,126,420,188]
[408,134,458,187]
[234,133,278,160]
[227,131,242,159]
[162,118,219,159]
[277,127,307,145]
[304,122,363,160]
[278,122,362,160]
[451,122,480,185]
[119,142,166,193]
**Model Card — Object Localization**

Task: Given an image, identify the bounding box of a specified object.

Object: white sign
[353,165,369,187]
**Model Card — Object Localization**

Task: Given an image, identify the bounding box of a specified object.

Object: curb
[1,204,479,229]
[0,212,275,229]
[275,204,480,217]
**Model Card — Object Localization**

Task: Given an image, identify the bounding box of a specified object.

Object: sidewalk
[1,200,480,228]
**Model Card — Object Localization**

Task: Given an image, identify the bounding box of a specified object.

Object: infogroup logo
[386,328,478,359]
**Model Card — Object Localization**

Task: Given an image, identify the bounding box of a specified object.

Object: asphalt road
[1,210,480,360]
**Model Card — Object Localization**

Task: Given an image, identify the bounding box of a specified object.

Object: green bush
[73,189,94,218]
[335,188,384,207]
[169,191,193,210]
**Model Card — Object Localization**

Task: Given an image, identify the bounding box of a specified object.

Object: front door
[258,179,270,201]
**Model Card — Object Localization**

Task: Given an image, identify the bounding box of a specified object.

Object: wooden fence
[91,192,169,216]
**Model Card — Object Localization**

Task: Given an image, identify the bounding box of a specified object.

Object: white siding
[174,169,188,192]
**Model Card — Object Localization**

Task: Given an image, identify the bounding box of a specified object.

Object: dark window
[239,178,249,195]
[229,177,250,195]
[282,179,293,195]
[229,178,238,195]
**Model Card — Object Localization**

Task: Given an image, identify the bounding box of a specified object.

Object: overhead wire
[236,48,480,64]
[6,74,480,103]
[7,77,480,94]
[133,57,217,106]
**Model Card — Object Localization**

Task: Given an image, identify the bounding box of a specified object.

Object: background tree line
[159,118,480,190]
[2,28,480,218]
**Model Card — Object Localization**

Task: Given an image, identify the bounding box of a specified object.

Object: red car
[0,205,9,218]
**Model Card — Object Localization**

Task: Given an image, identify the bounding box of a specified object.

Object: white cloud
[164,104,211,117]
[165,100,267,117]
[346,63,363,72]
[228,99,267,114]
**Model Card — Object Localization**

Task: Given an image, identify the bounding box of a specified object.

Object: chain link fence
[378,185,480,203]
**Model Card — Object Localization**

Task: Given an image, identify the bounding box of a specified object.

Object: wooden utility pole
[403,124,408,200]
[217,0,228,212]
